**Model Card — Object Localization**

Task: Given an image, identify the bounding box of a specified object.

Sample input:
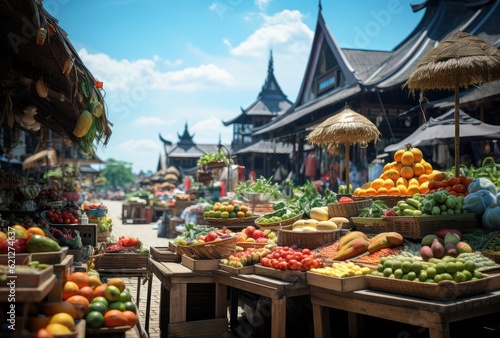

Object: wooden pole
[345,143,350,193]
[454,81,460,178]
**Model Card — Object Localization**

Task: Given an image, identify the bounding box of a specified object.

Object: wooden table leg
[312,303,329,338]
[169,283,187,323]
[429,322,449,338]
[136,276,142,307]
[347,312,364,337]
[271,297,287,338]
[215,282,227,318]
[229,287,239,334]
[145,272,153,333]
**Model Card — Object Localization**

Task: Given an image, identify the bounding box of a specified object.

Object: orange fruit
[376,187,389,196]
[9,225,28,239]
[383,179,395,190]
[392,162,403,173]
[357,189,367,196]
[400,166,414,180]
[36,328,54,338]
[0,231,6,242]
[418,174,431,184]
[385,169,400,181]
[65,295,89,319]
[411,147,423,163]
[26,227,45,237]
[406,184,420,195]
[103,309,128,327]
[45,323,71,335]
[106,278,126,293]
[353,188,362,196]
[49,312,75,331]
[237,211,245,218]
[370,178,385,190]
[401,150,414,166]
[412,163,425,177]
[388,187,401,196]
[93,284,108,298]
[397,185,407,195]
[431,170,445,181]
[383,162,393,172]
[122,310,138,327]
[396,177,408,188]
[79,286,94,303]
[68,272,89,289]
[42,301,78,319]
[419,181,429,194]
[394,149,405,163]
[365,188,377,196]
[62,281,80,301]
[408,178,420,187]
[422,161,433,175]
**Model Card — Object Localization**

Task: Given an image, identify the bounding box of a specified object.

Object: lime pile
[204,202,253,218]
[371,255,484,283]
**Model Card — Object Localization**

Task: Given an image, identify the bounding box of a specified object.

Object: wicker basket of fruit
[176,236,237,259]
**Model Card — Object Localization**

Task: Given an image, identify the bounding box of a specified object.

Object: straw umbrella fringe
[404,30,500,177]
[306,106,381,191]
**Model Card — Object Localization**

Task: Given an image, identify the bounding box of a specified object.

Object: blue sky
[46,0,424,174]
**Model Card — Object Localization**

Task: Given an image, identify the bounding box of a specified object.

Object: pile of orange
[353,144,445,197]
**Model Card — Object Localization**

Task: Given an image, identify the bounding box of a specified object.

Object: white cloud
[165,58,183,67]
[191,116,233,144]
[118,138,163,153]
[134,116,177,126]
[78,49,234,93]
[230,10,313,57]
[255,0,271,10]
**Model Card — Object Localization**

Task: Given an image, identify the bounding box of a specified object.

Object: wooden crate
[93,253,149,270]
[0,265,53,288]
[254,264,307,284]
[0,247,69,265]
[167,318,228,338]
[47,254,74,302]
[150,246,181,262]
[307,271,368,292]
[219,263,255,275]
[181,255,219,271]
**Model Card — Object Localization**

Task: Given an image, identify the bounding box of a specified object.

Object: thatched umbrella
[404,30,500,177]
[306,105,381,191]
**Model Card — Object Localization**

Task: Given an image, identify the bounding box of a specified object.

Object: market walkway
[102,199,171,338]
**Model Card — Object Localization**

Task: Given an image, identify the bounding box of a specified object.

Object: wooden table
[310,286,500,338]
[216,269,310,338]
[146,259,228,338]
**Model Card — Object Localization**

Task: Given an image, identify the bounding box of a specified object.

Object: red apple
[205,231,219,242]
[252,229,264,240]
[244,226,256,237]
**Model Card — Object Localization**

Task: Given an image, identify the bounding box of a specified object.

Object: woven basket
[204,216,259,227]
[350,217,388,234]
[236,241,269,249]
[277,224,343,250]
[176,236,236,259]
[255,213,304,231]
[384,213,478,239]
[366,274,493,301]
[328,199,373,219]
[353,195,409,208]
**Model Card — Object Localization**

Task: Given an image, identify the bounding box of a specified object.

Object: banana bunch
[19,185,41,199]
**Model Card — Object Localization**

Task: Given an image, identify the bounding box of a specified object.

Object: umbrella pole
[454,81,460,178]
[345,143,350,193]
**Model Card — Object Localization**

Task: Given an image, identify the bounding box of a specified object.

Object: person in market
[328,166,341,193]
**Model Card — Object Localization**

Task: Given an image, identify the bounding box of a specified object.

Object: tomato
[301,248,311,256]
[452,184,466,193]
[440,180,449,187]
[278,261,288,271]
[287,259,298,270]
[260,257,270,267]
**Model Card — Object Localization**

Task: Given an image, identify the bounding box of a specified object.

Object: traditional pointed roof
[223,50,293,126]
[254,0,500,137]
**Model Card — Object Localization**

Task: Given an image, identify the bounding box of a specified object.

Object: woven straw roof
[306,106,381,146]
[405,30,500,93]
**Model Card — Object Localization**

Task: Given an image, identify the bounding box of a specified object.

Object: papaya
[26,235,60,253]
[334,238,369,260]
[73,110,93,137]
[339,231,368,247]
[368,234,390,253]
[310,207,329,221]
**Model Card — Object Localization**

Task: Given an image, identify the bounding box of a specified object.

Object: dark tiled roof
[342,49,392,83]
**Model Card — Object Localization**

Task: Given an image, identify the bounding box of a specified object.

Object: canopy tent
[385,109,500,152]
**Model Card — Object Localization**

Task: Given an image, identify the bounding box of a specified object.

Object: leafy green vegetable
[235,176,283,200]
[358,200,389,218]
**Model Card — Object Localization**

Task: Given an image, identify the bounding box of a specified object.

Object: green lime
[402,274,409,280]
[455,261,465,272]
[119,290,131,303]
[407,271,417,281]
[454,272,466,283]
[462,270,472,280]
[109,301,126,311]
[91,296,109,308]
[418,270,428,282]
[214,211,222,218]
[435,262,446,274]
[86,311,104,329]
[208,210,216,218]
[442,273,453,281]
[433,274,443,283]
[124,301,137,313]
[473,270,483,279]
[394,268,404,279]
[464,260,476,272]
[401,261,412,274]
[383,267,393,277]
[411,261,423,273]
[88,301,107,314]
[392,260,402,271]
[383,259,394,270]
[221,211,229,218]
[377,264,384,273]
[426,267,437,279]
[445,262,457,274]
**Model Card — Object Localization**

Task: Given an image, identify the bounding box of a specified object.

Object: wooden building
[252,0,500,185]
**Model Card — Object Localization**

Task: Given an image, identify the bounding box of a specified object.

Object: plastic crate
[50,223,97,247]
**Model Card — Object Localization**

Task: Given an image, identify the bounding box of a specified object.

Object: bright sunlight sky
[46,0,424,173]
